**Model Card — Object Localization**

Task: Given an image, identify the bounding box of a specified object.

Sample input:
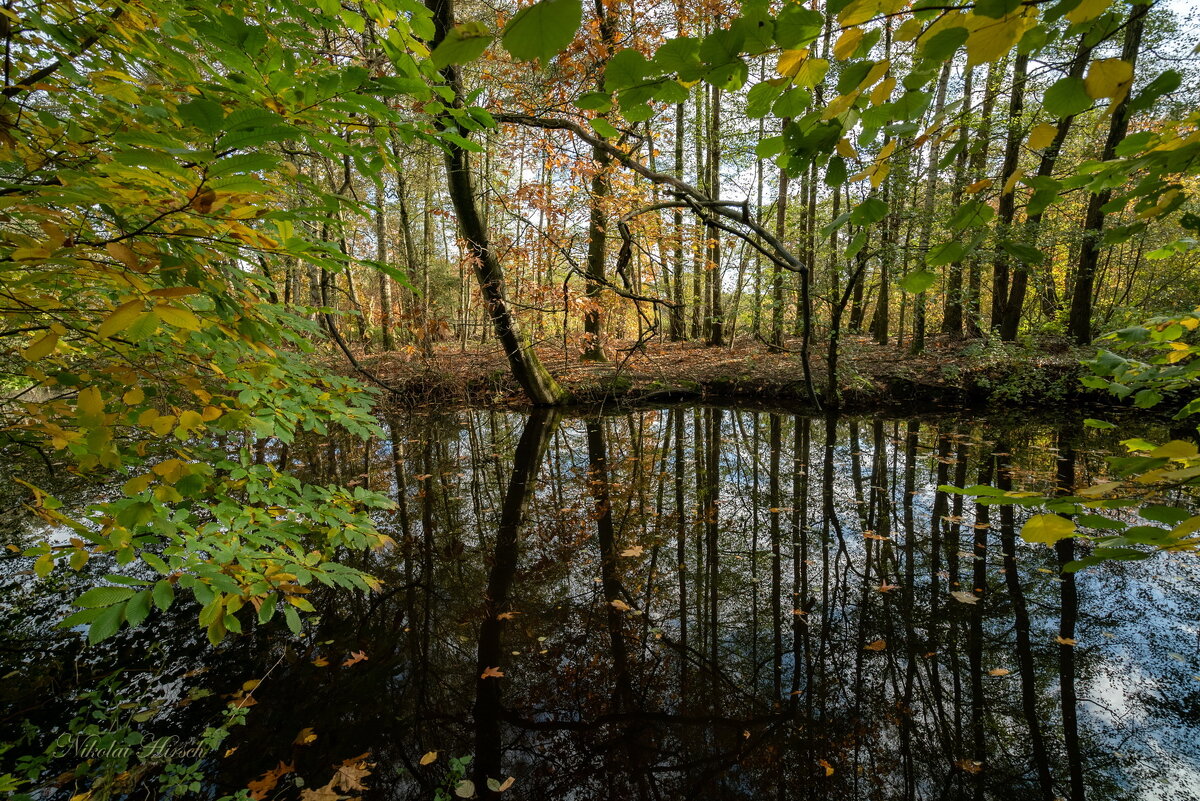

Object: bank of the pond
[351,334,1099,410]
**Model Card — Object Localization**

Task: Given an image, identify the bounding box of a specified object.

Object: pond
[2,405,1198,800]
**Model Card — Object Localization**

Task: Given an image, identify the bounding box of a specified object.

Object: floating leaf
[987,668,1011,676]
[420,751,438,765]
[950,590,980,604]
[481,666,505,679]
[864,638,886,651]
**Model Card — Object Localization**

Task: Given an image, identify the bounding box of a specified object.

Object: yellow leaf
[965,10,1034,67]
[105,241,141,271]
[1027,122,1058,150]
[98,300,143,339]
[1002,168,1025,195]
[1078,480,1122,497]
[966,178,992,194]
[202,405,223,421]
[1084,58,1133,102]
[1150,440,1199,459]
[869,162,890,188]
[858,59,890,92]
[834,28,864,61]
[870,76,896,105]
[137,408,159,426]
[420,751,438,766]
[177,409,204,432]
[1065,0,1111,24]
[878,140,897,160]
[77,386,103,417]
[123,387,145,405]
[293,727,318,745]
[152,414,176,436]
[836,138,858,159]
[777,49,807,78]
[864,638,886,651]
[123,473,155,496]
[1021,514,1076,545]
[818,758,835,776]
[154,303,202,331]
[1055,635,1078,646]
[795,57,829,88]
[610,598,633,611]
[22,330,59,361]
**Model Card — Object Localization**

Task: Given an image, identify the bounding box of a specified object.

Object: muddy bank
[348,335,1104,411]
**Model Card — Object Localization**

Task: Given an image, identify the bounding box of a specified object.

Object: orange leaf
[481,666,505,679]
[247,761,294,800]
[312,656,330,667]
[818,758,835,776]
[988,668,1011,676]
[341,650,368,667]
[293,727,318,745]
[864,639,886,651]
[420,751,439,766]
[1055,636,1078,646]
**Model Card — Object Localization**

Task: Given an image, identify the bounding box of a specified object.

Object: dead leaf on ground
[330,753,372,792]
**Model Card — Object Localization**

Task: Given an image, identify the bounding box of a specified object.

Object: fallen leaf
[331,753,373,792]
[988,668,1011,676]
[293,727,317,745]
[864,639,886,651]
[496,611,519,620]
[610,599,632,612]
[420,751,438,766]
[455,779,475,798]
[620,545,645,557]
[818,758,835,776]
[341,650,368,667]
[224,747,239,758]
[950,591,980,605]
[298,783,344,801]
[312,656,330,667]
[791,608,808,616]
[1055,636,1078,646]
[863,531,890,541]
[877,583,899,592]
[956,759,983,774]
[481,666,505,679]
[496,776,516,792]
[247,761,295,800]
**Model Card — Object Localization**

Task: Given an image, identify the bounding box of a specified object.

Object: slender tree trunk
[1068,4,1147,344]
[912,62,951,354]
[706,83,724,346]
[375,181,396,351]
[992,54,1028,337]
[423,0,567,404]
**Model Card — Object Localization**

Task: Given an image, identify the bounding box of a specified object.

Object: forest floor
[354,332,1097,411]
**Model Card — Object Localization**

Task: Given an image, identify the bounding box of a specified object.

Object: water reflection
[3,406,1199,800]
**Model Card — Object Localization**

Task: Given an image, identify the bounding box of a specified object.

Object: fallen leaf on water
[863,531,891,541]
[455,779,475,798]
[818,758,835,776]
[1055,636,1078,646]
[864,639,886,651]
[298,784,344,801]
[294,727,318,745]
[341,650,368,667]
[610,599,632,612]
[247,761,294,800]
[791,608,808,616]
[877,583,899,592]
[331,753,372,792]
[224,747,239,758]
[956,759,983,774]
[419,751,438,766]
[495,776,516,792]
[496,611,519,620]
[414,474,432,480]
[311,656,329,667]
[950,591,979,605]
[790,689,804,696]
[620,545,645,557]
[481,666,505,679]
[988,668,1011,676]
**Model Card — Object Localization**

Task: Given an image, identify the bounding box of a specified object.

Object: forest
[1,0,1199,797]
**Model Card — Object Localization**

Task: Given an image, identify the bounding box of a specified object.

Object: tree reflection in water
[2,406,1199,800]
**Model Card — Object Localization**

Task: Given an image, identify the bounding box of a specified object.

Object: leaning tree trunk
[422,0,567,404]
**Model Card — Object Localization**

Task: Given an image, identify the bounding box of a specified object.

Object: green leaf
[900,269,937,294]
[849,196,888,225]
[1141,504,1191,526]
[177,98,225,135]
[746,81,783,118]
[998,240,1047,265]
[1021,513,1077,545]
[152,580,175,611]
[589,118,619,138]
[284,604,302,635]
[75,586,136,608]
[1044,76,1092,119]
[575,91,612,112]
[926,241,965,267]
[605,48,650,92]
[1083,418,1116,429]
[949,200,995,231]
[88,603,125,645]
[431,22,493,68]
[775,5,824,49]
[125,590,152,627]
[501,0,583,64]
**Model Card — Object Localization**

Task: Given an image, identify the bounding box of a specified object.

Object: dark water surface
[3,406,1199,800]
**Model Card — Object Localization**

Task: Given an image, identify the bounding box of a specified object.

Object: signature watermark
[52,732,208,764]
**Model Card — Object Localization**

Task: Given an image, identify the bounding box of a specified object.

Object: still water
[2,406,1199,800]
